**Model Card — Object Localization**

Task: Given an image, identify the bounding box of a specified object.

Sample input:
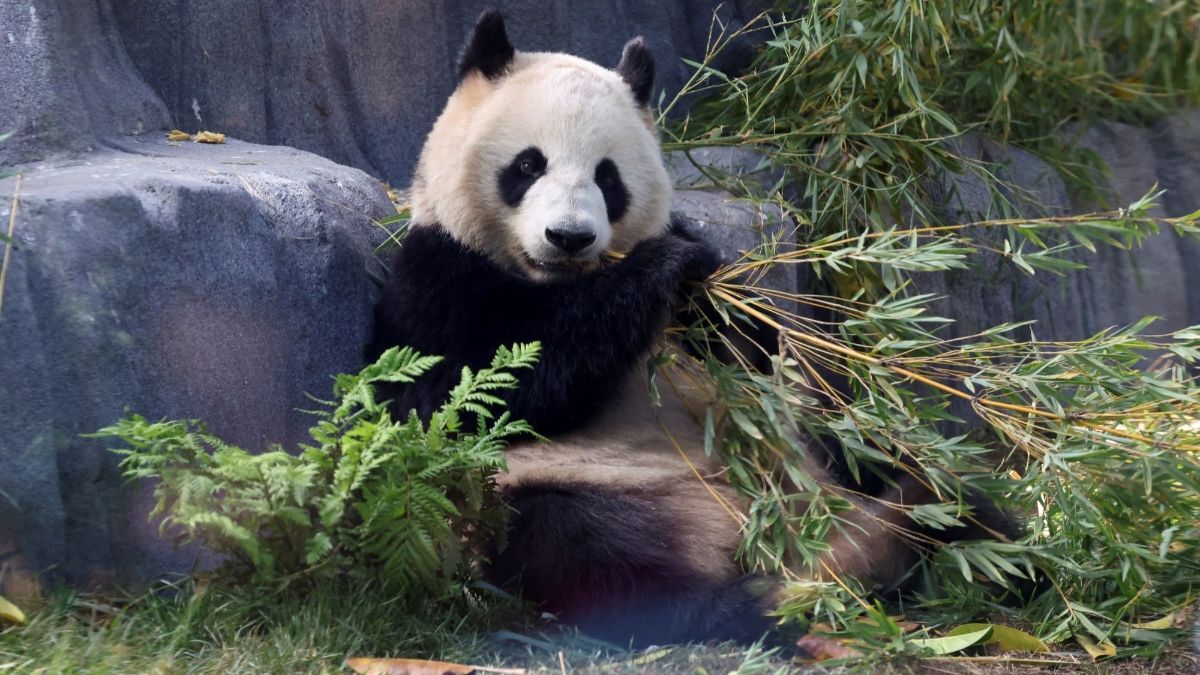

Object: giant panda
[369,10,1014,647]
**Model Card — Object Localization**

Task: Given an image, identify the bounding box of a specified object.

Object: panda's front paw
[624,231,721,288]
[673,233,721,283]
[665,218,722,281]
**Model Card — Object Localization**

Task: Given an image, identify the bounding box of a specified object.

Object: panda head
[411,10,672,280]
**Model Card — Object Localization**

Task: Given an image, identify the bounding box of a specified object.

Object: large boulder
[0,138,391,589]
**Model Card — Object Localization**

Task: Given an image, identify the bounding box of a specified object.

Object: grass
[6,1,1200,673]
[0,583,804,674]
[1,586,1194,673]
[0,581,516,674]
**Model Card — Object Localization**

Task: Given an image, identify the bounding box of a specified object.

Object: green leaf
[946,623,1049,653]
[909,626,991,655]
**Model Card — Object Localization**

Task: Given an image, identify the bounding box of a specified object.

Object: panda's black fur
[369,219,718,436]
[369,9,1021,648]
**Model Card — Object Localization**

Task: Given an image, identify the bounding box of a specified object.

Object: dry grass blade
[0,173,21,319]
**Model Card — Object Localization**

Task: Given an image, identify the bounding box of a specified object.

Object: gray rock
[0,137,391,587]
[673,188,796,313]
[666,147,786,193]
[913,120,1200,344]
[2,0,771,183]
[0,0,169,167]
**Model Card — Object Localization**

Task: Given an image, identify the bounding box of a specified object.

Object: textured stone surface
[108,0,769,186]
[914,117,1200,344]
[0,0,169,166]
[670,147,797,312]
[666,147,786,193]
[0,138,391,587]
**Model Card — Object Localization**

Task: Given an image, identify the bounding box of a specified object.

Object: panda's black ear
[458,9,515,81]
[616,37,655,107]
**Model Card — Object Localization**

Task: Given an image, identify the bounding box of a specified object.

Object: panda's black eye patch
[499,147,547,207]
[594,158,629,222]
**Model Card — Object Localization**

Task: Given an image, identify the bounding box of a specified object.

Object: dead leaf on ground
[796,634,861,661]
[0,593,26,625]
[345,658,473,675]
[1130,611,1179,630]
[344,658,525,675]
[193,131,226,144]
[1074,634,1117,660]
[166,129,192,142]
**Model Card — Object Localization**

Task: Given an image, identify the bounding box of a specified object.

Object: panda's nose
[544,226,596,255]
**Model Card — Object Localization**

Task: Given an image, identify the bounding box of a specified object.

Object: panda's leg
[817,473,1023,588]
[486,483,777,647]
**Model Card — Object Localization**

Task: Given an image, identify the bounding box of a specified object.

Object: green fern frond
[99,342,540,597]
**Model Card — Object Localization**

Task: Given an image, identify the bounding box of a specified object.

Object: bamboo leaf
[909,627,992,655]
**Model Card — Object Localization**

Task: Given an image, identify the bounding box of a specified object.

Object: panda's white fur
[413,48,671,281]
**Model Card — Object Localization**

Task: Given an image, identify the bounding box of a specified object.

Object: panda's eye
[594,158,630,222]
[499,147,548,207]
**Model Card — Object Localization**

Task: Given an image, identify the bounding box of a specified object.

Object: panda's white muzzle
[516,172,612,267]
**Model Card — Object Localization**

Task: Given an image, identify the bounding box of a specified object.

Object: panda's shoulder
[390,225,499,282]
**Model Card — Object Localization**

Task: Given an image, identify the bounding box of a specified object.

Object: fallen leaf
[1130,612,1177,630]
[1074,634,1116,660]
[908,626,992,655]
[597,648,673,671]
[166,129,192,142]
[193,131,226,144]
[945,623,1049,653]
[0,594,25,624]
[344,658,525,675]
[796,634,861,661]
[345,658,473,675]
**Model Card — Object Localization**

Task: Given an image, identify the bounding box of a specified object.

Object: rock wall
[108,0,767,185]
[0,0,169,166]
[924,114,1200,343]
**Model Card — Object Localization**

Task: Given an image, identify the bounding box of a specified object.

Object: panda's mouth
[520,252,601,278]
